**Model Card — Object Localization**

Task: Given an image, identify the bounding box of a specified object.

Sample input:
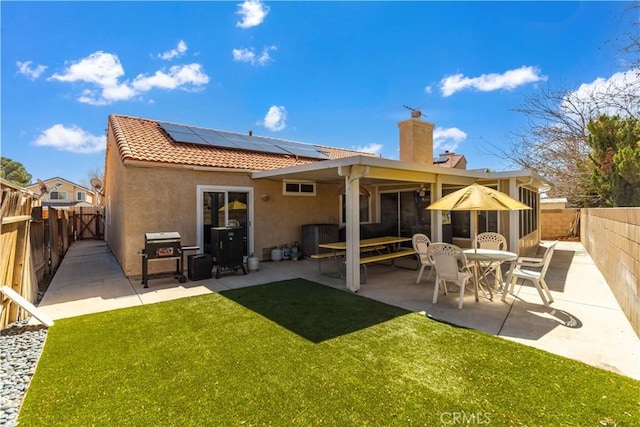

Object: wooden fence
[1,185,37,328]
[1,182,104,328]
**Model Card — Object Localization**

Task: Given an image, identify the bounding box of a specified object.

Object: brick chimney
[397,110,434,165]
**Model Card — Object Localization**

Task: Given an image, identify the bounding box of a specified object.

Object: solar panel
[280,146,331,160]
[198,134,239,149]
[252,142,291,155]
[159,123,195,134]
[434,156,449,163]
[159,121,331,159]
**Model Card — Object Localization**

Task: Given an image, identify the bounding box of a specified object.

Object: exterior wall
[103,127,128,273]
[518,230,540,255]
[105,151,342,276]
[541,208,580,240]
[581,208,640,337]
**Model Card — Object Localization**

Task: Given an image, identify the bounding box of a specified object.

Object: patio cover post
[343,166,366,292]
[431,179,443,243]
[508,178,519,253]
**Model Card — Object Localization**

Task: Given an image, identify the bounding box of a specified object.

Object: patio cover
[253,155,549,292]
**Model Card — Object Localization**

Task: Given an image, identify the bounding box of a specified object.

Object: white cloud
[232,46,276,66]
[354,143,384,156]
[440,66,547,97]
[233,48,256,63]
[48,51,136,105]
[236,0,269,28]
[132,64,209,91]
[47,51,209,105]
[17,61,47,79]
[563,68,640,117]
[33,124,106,154]
[262,105,287,131]
[158,40,188,60]
[433,127,467,152]
[424,85,433,94]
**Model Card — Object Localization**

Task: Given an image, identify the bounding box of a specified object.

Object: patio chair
[507,241,558,307]
[473,232,508,289]
[427,243,475,309]
[412,233,434,283]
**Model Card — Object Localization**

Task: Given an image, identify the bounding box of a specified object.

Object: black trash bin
[188,254,213,281]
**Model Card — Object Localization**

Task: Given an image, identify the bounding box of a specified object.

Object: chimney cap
[411,110,422,118]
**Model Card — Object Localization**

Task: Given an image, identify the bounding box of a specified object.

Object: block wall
[541,208,580,239]
[581,208,640,338]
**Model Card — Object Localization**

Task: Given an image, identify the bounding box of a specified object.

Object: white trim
[196,185,254,256]
[282,180,316,196]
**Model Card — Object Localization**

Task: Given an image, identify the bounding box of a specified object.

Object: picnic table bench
[315,236,416,283]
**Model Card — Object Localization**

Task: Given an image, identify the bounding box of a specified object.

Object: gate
[72,207,104,240]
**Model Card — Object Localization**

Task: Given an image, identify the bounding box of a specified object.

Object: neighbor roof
[108,114,375,171]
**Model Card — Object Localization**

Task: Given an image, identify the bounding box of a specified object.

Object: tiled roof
[434,153,466,169]
[109,114,373,171]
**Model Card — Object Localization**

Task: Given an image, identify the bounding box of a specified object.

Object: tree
[0,157,32,187]
[494,3,639,207]
[587,115,640,207]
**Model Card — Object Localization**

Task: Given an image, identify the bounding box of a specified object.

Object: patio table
[463,248,517,301]
[319,236,414,282]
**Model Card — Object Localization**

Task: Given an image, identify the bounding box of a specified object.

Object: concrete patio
[36,239,640,381]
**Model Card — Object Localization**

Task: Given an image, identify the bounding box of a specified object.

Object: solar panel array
[434,156,449,164]
[158,122,330,160]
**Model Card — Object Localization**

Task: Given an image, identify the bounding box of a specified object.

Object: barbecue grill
[140,232,198,287]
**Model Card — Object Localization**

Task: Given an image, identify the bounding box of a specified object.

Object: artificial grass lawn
[20,279,640,426]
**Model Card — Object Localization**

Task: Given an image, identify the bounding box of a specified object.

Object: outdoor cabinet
[210,227,247,278]
[301,224,339,257]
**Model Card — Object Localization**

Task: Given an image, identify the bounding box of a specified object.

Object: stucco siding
[107,158,343,277]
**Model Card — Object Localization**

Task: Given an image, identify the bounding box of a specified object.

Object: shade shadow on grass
[220,278,409,343]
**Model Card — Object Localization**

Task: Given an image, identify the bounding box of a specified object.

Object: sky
[1,1,637,186]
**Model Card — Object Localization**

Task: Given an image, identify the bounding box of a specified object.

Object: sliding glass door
[380,190,431,240]
[198,186,252,256]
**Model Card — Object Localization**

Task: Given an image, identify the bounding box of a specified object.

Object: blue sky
[2,1,636,185]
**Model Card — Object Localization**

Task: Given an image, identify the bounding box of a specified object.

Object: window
[49,191,67,200]
[282,181,316,196]
[340,194,370,224]
[76,192,87,201]
[477,211,498,234]
[443,187,471,239]
[519,187,538,238]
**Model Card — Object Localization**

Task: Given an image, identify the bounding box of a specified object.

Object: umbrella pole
[473,211,479,301]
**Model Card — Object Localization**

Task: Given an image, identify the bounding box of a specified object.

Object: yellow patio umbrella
[218,200,247,211]
[426,183,531,248]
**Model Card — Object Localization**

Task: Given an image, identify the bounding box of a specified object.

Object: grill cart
[140,232,199,288]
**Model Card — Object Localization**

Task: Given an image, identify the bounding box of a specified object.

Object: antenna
[402,105,427,118]
[90,177,103,193]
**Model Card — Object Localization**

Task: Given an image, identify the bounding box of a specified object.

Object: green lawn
[20,279,640,426]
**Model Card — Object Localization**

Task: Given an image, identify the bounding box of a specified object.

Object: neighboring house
[104,111,549,291]
[25,177,99,213]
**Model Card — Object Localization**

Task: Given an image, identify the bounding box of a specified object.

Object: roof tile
[109,114,373,171]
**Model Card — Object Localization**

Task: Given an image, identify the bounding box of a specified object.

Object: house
[104,111,549,291]
[25,177,99,215]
